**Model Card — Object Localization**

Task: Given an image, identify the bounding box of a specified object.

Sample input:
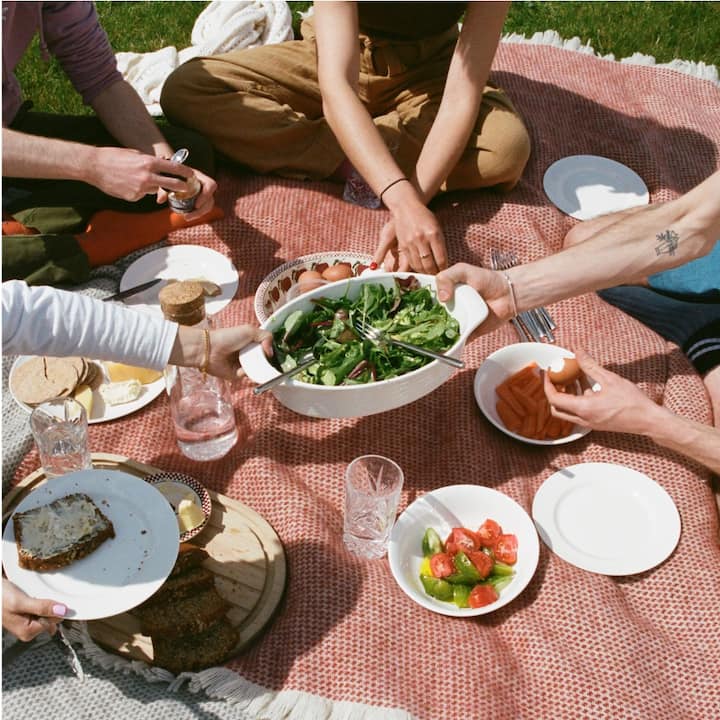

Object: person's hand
[207,326,273,381]
[2,578,67,642]
[435,262,511,335]
[543,349,666,434]
[88,147,198,202]
[177,167,217,220]
[373,202,448,274]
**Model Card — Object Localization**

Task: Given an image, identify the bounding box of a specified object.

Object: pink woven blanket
[15,42,720,719]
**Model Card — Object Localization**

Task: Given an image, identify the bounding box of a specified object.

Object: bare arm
[436,170,720,323]
[3,80,216,217]
[545,350,720,475]
[314,2,510,274]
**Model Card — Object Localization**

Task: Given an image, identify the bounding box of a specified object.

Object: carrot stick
[520,412,536,438]
[497,364,537,393]
[496,399,523,433]
[509,384,539,415]
[496,384,524,417]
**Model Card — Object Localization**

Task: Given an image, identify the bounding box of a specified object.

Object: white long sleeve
[2,281,178,370]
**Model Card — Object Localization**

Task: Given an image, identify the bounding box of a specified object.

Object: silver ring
[420,253,431,259]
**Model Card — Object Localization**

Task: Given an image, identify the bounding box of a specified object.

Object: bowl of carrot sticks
[473,343,594,445]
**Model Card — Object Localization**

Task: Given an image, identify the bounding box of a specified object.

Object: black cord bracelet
[379,176,410,205]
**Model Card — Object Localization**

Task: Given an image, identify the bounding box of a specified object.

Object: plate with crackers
[2,468,179,620]
[9,356,165,424]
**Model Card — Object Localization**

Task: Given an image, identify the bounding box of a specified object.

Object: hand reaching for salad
[372,199,449,274]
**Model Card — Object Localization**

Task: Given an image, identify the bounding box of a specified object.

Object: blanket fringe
[501,30,719,85]
[62,623,414,719]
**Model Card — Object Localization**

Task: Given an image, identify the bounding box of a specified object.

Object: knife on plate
[103,278,162,302]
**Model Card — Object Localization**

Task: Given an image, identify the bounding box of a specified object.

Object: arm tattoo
[655,229,679,257]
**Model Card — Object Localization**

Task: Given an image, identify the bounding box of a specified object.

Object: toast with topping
[13,493,115,571]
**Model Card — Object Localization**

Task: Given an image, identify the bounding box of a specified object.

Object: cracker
[11,357,82,406]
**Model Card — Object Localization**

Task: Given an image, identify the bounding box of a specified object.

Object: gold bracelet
[201,328,210,379]
[503,273,518,318]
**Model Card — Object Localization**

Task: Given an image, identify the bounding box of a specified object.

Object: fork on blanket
[490,249,556,343]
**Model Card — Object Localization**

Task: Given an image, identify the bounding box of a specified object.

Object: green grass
[15,1,720,116]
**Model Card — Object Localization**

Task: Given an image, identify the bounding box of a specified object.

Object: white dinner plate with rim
[532,462,681,575]
[119,245,239,316]
[2,469,179,619]
[543,155,649,220]
[388,485,540,617]
[9,356,165,425]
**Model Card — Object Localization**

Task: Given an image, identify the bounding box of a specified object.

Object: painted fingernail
[52,604,67,617]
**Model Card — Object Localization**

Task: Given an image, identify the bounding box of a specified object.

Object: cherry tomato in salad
[429,552,455,578]
[466,550,494,579]
[444,527,480,554]
[477,518,502,548]
[468,584,499,608]
[494,533,518,565]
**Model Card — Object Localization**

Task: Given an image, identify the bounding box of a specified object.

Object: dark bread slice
[13,493,115,571]
[137,566,215,610]
[168,542,209,579]
[152,617,239,674]
[134,586,229,637]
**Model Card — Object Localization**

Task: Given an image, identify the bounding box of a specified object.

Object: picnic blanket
[4,37,720,720]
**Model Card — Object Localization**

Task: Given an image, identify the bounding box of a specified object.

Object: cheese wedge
[104,361,162,385]
[73,384,94,417]
[99,379,142,406]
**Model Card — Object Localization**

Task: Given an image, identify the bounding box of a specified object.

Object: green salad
[271,277,460,386]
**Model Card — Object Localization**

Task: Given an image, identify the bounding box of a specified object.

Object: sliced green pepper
[452,551,482,583]
[421,527,444,557]
[420,575,453,601]
[491,561,515,577]
[452,584,471,608]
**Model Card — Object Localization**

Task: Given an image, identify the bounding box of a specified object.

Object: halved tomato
[466,550,493,579]
[468,584,498,608]
[494,533,518,565]
[429,552,455,578]
[477,518,502,548]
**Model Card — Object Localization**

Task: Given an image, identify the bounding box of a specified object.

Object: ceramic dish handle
[445,283,489,338]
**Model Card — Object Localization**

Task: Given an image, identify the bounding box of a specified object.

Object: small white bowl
[388,484,540,617]
[254,252,374,323]
[474,343,594,446]
[240,272,488,419]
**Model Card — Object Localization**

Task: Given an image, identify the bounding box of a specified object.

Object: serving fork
[490,250,556,343]
[352,317,465,369]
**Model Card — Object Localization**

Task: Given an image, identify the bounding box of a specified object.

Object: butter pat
[99,379,142,406]
[177,496,205,533]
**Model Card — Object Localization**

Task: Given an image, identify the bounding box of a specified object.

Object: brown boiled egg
[547,356,582,386]
[296,269,326,293]
[321,263,353,282]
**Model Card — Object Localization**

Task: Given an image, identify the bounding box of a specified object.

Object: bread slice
[134,586,229,637]
[152,617,239,674]
[13,493,115,571]
[168,542,209,579]
[137,566,215,610]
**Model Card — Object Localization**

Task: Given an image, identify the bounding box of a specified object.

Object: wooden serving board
[2,453,287,665]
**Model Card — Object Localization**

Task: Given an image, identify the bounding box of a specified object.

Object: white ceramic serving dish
[254,251,374,323]
[388,484,540,617]
[240,272,488,418]
[473,342,598,446]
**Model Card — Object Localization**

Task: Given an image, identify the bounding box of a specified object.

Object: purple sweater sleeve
[40,2,122,107]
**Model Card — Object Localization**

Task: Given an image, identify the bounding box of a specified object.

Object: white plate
[473,343,594,446]
[2,469,179,619]
[119,245,238,316]
[388,485,540,617]
[532,462,681,575]
[543,155,649,220]
[9,356,165,425]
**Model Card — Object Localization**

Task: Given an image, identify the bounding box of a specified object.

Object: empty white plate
[532,462,680,575]
[543,155,649,220]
